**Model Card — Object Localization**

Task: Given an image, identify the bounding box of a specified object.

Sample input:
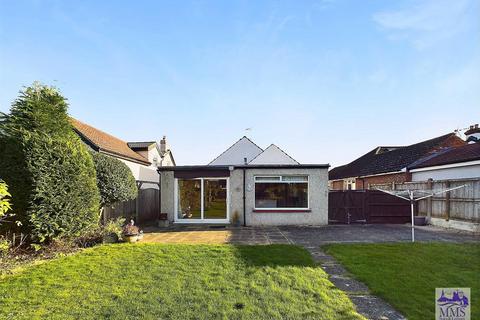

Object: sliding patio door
[175,178,229,223]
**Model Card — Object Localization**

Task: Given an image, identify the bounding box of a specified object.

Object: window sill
[253,209,311,213]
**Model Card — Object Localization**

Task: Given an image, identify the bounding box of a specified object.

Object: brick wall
[331,180,344,190]
[356,172,411,189]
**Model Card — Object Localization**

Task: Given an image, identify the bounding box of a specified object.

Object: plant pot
[414,216,427,226]
[123,234,139,243]
[159,213,168,220]
[103,233,119,244]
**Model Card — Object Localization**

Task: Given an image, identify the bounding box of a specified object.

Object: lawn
[324,243,480,320]
[0,244,364,320]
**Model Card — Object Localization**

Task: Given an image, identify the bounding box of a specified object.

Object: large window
[254,176,309,209]
[176,178,228,221]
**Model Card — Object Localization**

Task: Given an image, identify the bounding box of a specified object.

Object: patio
[141,225,292,245]
[141,224,479,245]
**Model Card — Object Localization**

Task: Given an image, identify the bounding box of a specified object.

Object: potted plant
[414,216,427,226]
[122,220,141,243]
[102,218,125,244]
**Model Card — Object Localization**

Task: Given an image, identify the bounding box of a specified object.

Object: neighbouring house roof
[127,141,156,150]
[329,133,465,180]
[409,143,480,169]
[71,118,151,165]
[249,144,299,165]
[209,136,264,165]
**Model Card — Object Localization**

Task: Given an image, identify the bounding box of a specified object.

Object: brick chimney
[160,136,167,154]
[465,124,480,143]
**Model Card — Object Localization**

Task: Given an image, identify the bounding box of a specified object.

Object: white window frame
[174,177,230,224]
[253,175,310,210]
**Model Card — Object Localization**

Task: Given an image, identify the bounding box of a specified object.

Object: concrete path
[301,245,406,320]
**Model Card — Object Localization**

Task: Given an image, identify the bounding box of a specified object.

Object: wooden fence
[329,190,411,224]
[104,187,160,225]
[370,178,480,223]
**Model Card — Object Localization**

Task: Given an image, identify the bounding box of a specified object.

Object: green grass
[324,243,480,320]
[0,244,364,320]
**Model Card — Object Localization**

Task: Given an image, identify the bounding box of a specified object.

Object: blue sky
[1,0,479,166]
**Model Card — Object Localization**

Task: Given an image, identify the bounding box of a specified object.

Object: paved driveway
[279,224,479,245]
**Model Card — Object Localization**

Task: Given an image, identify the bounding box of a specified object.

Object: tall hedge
[0,83,100,242]
[90,151,137,207]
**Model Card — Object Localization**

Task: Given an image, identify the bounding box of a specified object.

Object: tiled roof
[329,133,465,180]
[409,143,480,169]
[71,118,150,165]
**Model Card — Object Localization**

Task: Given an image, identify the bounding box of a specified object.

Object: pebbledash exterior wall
[160,167,329,226]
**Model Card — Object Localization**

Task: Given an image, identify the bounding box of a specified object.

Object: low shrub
[0,237,10,257]
[103,218,125,238]
[0,179,13,224]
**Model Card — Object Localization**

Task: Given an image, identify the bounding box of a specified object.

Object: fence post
[136,181,143,224]
[427,179,433,220]
[445,180,450,221]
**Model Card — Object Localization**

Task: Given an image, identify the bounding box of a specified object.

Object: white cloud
[373,0,472,49]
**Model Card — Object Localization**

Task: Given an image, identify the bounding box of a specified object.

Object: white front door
[174,178,230,223]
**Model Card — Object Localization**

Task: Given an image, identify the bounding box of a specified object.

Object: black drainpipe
[158,169,162,221]
[243,167,246,227]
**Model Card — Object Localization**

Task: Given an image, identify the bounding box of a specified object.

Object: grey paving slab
[279,224,479,245]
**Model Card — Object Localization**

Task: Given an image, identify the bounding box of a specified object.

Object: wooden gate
[329,190,410,224]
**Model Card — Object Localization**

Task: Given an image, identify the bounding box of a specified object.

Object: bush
[0,179,12,223]
[0,237,10,257]
[103,217,125,238]
[90,151,137,207]
[0,83,100,242]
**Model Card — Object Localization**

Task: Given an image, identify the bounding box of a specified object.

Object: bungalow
[328,133,465,190]
[409,141,480,181]
[159,137,329,226]
[71,118,175,185]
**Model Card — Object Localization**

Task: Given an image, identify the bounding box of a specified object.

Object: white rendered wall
[249,144,298,165]
[119,158,159,187]
[412,164,480,181]
[209,137,263,165]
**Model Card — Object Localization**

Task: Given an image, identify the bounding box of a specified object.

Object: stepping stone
[349,295,406,320]
[328,275,369,294]
[321,263,347,276]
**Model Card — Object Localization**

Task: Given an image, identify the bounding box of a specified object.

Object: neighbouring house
[329,133,465,190]
[465,124,480,143]
[71,118,175,186]
[159,136,329,226]
[408,142,480,181]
